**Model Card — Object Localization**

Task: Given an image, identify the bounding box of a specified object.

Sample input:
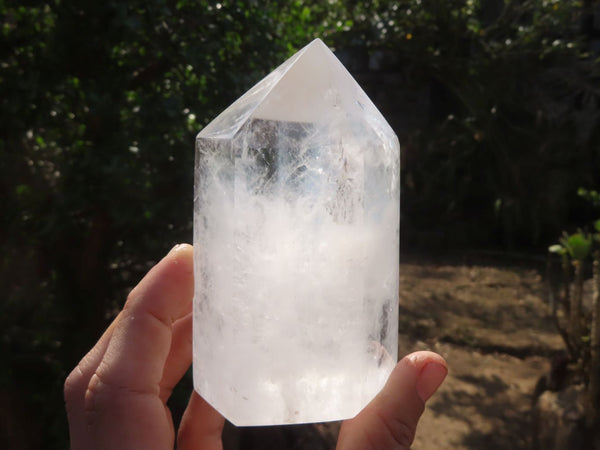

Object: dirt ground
[222,252,565,449]
[400,252,564,449]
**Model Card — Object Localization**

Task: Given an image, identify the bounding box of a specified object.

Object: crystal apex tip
[306,37,329,51]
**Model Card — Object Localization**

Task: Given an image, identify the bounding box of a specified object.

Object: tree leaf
[548,244,565,254]
[565,233,592,261]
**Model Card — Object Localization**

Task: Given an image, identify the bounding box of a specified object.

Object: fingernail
[169,243,184,254]
[416,362,447,403]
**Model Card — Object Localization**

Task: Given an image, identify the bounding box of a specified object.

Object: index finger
[95,243,194,393]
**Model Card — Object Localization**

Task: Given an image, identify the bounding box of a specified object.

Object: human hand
[64,244,447,449]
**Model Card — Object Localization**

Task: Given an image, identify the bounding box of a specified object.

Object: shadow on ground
[428,372,533,449]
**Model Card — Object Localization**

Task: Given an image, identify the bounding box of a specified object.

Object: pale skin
[64,243,447,449]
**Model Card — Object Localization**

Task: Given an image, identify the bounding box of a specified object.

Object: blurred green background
[1,0,599,448]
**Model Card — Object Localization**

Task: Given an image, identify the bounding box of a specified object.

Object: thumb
[337,351,447,450]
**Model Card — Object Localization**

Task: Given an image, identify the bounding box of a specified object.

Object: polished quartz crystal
[193,38,400,426]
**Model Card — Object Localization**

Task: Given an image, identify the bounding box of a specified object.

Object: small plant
[549,231,592,357]
[548,190,600,426]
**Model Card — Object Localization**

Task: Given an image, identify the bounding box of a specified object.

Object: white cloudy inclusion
[193,39,400,426]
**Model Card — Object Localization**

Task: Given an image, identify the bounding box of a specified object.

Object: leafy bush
[548,191,600,428]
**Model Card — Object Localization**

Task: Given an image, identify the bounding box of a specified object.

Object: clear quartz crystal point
[193,38,400,426]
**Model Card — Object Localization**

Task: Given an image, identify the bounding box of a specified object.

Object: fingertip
[169,243,193,255]
[126,243,194,304]
[404,350,447,370]
[165,243,194,269]
[416,362,447,403]
[399,351,447,403]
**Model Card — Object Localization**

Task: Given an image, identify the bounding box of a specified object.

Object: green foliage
[336,0,600,248]
[576,187,600,241]
[547,192,600,424]
[2,0,599,447]
[563,232,592,262]
[549,231,593,261]
[579,187,600,208]
[550,189,600,262]
[549,243,567,256]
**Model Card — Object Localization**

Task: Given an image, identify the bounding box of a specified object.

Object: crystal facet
[193,38,400,426]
